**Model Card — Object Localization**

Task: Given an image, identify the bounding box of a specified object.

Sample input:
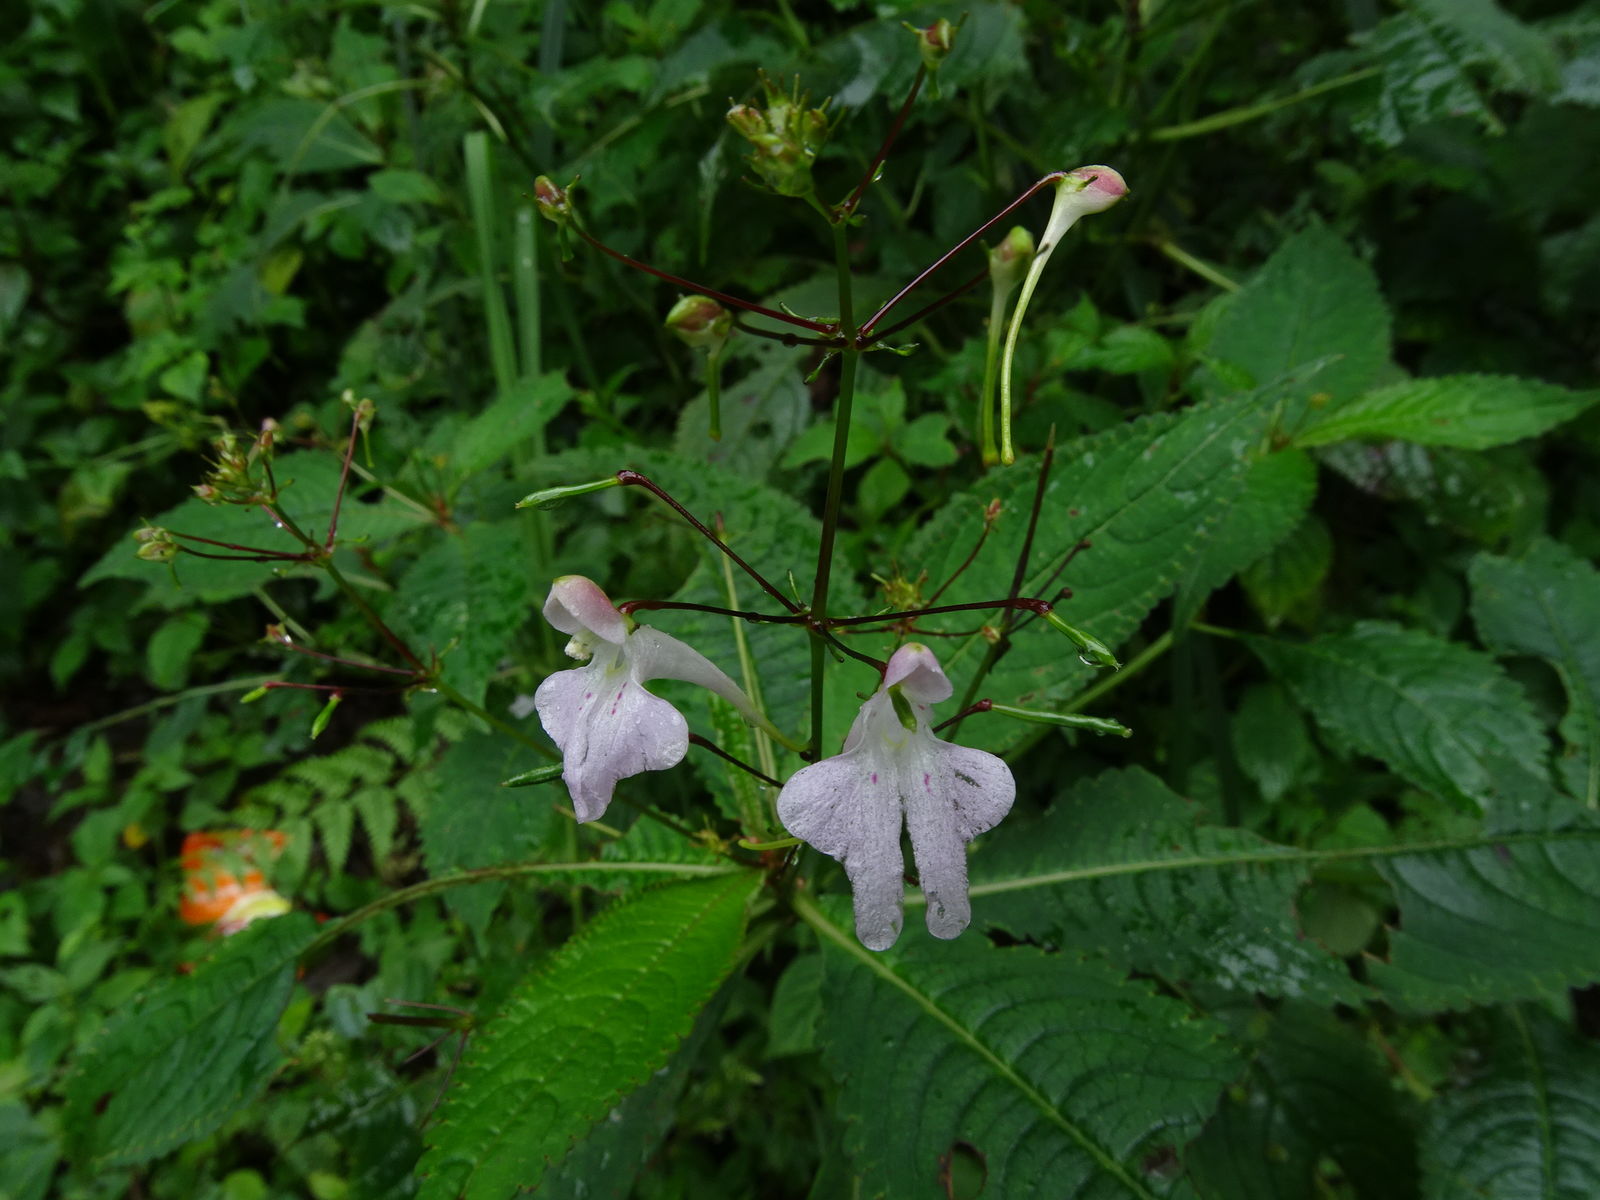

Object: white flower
[534,576,765,822]
[778,643,1016,950]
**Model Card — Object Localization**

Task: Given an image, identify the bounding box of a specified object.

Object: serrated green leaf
[891,412,958,468]
[1173,449,1318,629]
[1316,440,1548,546]
[145,610,208,690]
[450,372,573,479]
[802,894,1240,1200]
[395,519,534,706]
[1188,1004,1418,1200]
[1421,1007,1600,1199]
[675,345,812,477]
[64,914,314,1168]
[1352,14,1501,146]
[1413,0,1561,94]
[314,797,354,872]
[1294,374,1598,450]
[1206,226,1391,416]
[1471,540,1600,806]
[1372,829,1600,1010]
[418,871,759,1200]
[351,785,399,862]
[902,392,1273,750]
[1249,621,1549,814]
[420,732,555,939]
[1240,512,1331,627]
[968,768,1363,1002]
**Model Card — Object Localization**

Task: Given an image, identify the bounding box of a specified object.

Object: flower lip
[544,575,630,645]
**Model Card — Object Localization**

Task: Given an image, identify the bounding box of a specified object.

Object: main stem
[808,221,861,759]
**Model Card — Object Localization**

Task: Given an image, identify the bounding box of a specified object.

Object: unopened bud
[257,417,281,451]
[1040,609,1120,669]
[341,389,376,431]
[516,474,624,510]
[135,525,179,562]
[501,763,565,787]
[534,175,573,224]
[988,226,1035,298]
[986,703,1131,738]
[905,18,957,71]
[665,294,732,352]
[725,104,765,140]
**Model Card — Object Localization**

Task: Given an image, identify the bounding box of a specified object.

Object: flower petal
[626,626,767,728]
[544,576,630,645]
[778,753,906,951]
[535,663,687,822]
[881,642,953,705]
[901,739,1016,941]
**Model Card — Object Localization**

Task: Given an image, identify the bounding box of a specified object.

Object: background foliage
[5,0,1600,1197]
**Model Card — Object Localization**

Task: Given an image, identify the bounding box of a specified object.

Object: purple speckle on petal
[922,772,931,791]
[610,684,627,715]
[870,772,878,784]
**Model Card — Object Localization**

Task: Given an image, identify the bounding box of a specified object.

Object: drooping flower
[534,575,768,822]
[179,830,291,936]
[778,643,1015,950]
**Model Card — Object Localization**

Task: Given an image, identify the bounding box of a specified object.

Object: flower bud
[905,18,957,71]
[665,294,732,352]
[135,525,179,562]
[725,104,766,140]
[534,175,573,225]
[988,226,1035,298]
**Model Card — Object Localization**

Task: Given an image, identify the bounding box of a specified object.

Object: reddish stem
[572,225,832,334]
[859,172,1066,336]
[839,64,927,221]
[325,412,362,552]
[687,733,782,788]
[865,266,988,346]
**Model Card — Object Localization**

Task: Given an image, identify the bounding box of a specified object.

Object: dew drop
[1078,652,1098,668]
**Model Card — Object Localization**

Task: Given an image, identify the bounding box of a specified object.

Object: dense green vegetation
[5,0,1600,1196]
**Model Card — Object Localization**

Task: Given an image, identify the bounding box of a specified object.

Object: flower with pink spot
[778,643,1015,951]
[534,575,766,822]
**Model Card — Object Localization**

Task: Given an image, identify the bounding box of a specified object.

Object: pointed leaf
[1471,540,1600,805]
[1205,226,1391,414]
[1294,374,1598,450]
[1249,621,1549,814]
[419,871,759,1200]
[1421,1007,1600,1199]
[1371,827,1600,1010]
[967,768,1363,1003]
[802,895,1240,1200]
[904,392,1274,749]
[64,913,314,1168]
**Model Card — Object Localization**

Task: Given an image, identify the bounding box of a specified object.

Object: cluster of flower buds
[726,73,831,198]
[192,420,280,506]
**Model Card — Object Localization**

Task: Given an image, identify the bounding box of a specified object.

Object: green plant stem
[1147,66,1380,141]
[79,677,277,734]
[979,288,1007,467]
[304,860,746,956]
[1153,239,1239,292]
[808,221,862,757]
[464,132,518,398]
[706,345,725,441]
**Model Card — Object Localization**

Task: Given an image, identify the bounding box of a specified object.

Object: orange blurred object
[179,830,291,934]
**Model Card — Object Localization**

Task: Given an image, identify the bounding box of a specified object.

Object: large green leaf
[801,894,1241,1200]
[64,914,315,1168]
[1294,374,1598,450]
[418,871,759,1200]
[1421,1007,1600,1199]
[1371,829,1600,1011]
[965,768,1363,1003]
[1472,540,1600,806]
[1204,225,1391,414]
[393,518,534,706]
[1186,1004,1418,1200]
[902,392,1274,749]
[1172,449,1318,629]
[449,371,574,479]
[1249,621,1549,814]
